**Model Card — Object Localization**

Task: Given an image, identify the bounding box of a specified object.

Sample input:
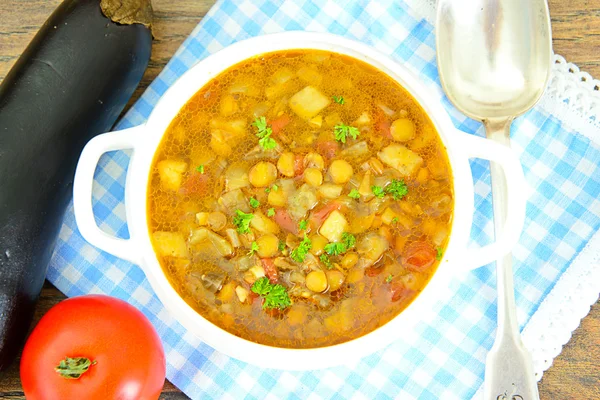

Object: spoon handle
[483,120,539,400]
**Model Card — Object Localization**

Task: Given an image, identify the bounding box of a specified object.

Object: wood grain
[0,1,599,399]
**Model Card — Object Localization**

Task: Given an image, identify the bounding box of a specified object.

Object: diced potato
[217,281,236,302]
[416,167,429,183]
[354,111,371,126]
[271,67,294,85]
[225,162,250,191]
[157,159,187,191]
[318,184,343,199]
[304,168,323,187]
[196,212,209,226]
[268,189,286,207]
[358,171,372,197]
[235,286,249,303]
[210,130,232,157]
[189,148,216,173]
[210,118,247,137]
[189,228,233,257]
[220,95,239,117]
[410,123,436,151]
[390,118,416,142]
[152,231,188,258]
[277,152,296,177]
[250,211,280,234]
[245,265,265,284]
[297,66,323,86]
[377,143,423,176]
[328,160,353,184]
[356,233,389,266]
[289,86,331,119]
[288,185,318,220]
[381,207,400,225]
[309,234,329,256]
[256,233,279,257]
[249,161,277,187]
[349,214,374,234]
[308,115,323,128]
[229,76,259,97]
[319,210,348,242]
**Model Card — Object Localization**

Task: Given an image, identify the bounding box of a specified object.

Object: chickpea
[208,212,227,231]
[328,160,353,184]
[340,252,358,269]
[306,270,328,293]
[304,168,323,187]
[326,270,345,291]
[309,234,329,256]
[304,152,325,170]
[390,118,416,142]
[277,152,295,177]
[249,161,277,187]
[345,267,364,284]
[256,233,279,257]
[268,189,286,207]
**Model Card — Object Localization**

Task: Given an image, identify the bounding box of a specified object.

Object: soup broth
[147,50,453,348]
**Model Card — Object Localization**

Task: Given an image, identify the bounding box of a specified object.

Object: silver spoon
[435,1,552,399]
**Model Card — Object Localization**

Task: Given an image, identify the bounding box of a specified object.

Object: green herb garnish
[298,220,308,231]
[391,217,399,225]
[386,179,408,200]
[252,116,277,150]
[386,274,393,283]
[371,185,385,198]
[320,254,334,269]
[249,197,260,208]
[324,232,356,256]
[436,247,443,261]
[348,189,360,199]
[278,240,286,251]
[291,235,312,262]
[233,210,254,234]
[332,95,345,105]
[272,184,279,191]
[334,124,360,144]
[251,277,291,310]
[267,208,275,217]
[248,241,259,255]
[196,165,205,174]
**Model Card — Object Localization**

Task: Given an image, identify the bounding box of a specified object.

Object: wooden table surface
[1,1,599,399]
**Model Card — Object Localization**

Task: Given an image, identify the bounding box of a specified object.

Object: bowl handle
[455,131,527,270]
[73,125,144,265]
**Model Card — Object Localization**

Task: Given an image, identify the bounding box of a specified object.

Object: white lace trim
[404,0,600,391]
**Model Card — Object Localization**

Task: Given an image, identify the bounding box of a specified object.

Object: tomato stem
[55,357,97,379]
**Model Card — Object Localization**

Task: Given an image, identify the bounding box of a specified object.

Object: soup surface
[147,50,453,348]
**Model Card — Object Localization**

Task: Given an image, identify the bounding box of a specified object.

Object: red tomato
[316,140,339,160]
[180,171,210,197]
[274,208,298,234]
[389,281,415,303]
[21,295,166,400]
[261,258,279,283]
[293,154,306,176]
[269,114,291,134]
[401,241,436,272]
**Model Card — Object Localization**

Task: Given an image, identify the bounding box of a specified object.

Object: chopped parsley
[252,116,277,150]
[348,189,360,199]
[267,207,275,217]
[272,184,279,191]
[324,232,356,256]
[196,165,205,174]
[298,220,308,231]
[290,235,312,262]
[371,185,385,198]
[249,197,260,208]
[333,124,360,144]
[232,210,253,234]
[332,95,345,105]
[320,254,334,269]
[391,217,399,225]
[251,277,291,310]
[386,274,393,283]
[385,179,408,200]
[278,240,286,251]
[436,247,443,261]
[248,241,259,255]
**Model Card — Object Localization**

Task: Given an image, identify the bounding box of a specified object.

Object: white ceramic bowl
[73,32,526,370]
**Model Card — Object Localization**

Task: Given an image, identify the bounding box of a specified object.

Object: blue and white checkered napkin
[47,1,600,399]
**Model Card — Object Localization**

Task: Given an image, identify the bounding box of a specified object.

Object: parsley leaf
[252,116,278,150]
[251,277,292,310]
[348,189,360,199]
[233,210,253,234]
[278,240,286,251]
[267,207,275,217]
[333,124,360,144]
[436,247,443,261]
[248,241,259,255]
[391,217,399,225]
[332,95,345,105]
[249,197,260,208]
[386,179,408,200]
[264,187,271,193]
[196,165,205,174]
[272,184,279,191]
[324,232,356,256]
[371,185,385,198]
[386,274,393,283]
[298,220,308,231]
[320,254,334,269]
[291,235,312,262]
